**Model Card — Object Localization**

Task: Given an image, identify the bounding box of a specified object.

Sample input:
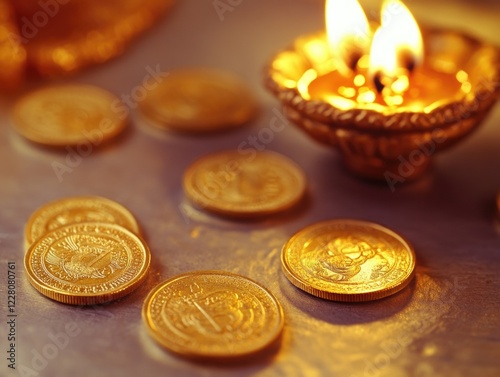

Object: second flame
[326,0,424,95]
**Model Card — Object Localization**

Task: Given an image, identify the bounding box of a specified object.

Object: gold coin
[25,222,150,305]
[13,84,127,146]
[281,219,416,302]
[183,150,306,217]
[142,271,284,360]
[139,68,257,133]
[25,196,140,247]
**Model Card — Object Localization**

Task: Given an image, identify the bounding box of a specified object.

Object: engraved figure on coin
[303,235,390,282]
[163,283,258,341]
[46,234,123,281]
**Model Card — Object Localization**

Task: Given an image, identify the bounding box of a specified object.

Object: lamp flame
[368,0,423,93]
[326,0,370,76]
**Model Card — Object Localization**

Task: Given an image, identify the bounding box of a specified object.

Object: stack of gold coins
[281,219,416,302]
[183,150,306,218]
[24,196,141,248]
[24,196,150,305]
[12,84,127,147]
[142,271,284,360]
[139,68,258,133]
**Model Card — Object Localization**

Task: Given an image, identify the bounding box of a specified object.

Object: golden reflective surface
[140,68,257,133]
[142,271,284,360]
[12,85,127,146]
[25,196,141,247]
[282,219,416,301]
[24,222,151,305]
[183,150,306,218]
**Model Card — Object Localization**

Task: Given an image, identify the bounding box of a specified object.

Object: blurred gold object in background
[0,0,26,90]
[140,68,258,133]
[13,84,127,146]
[1,0,174,89]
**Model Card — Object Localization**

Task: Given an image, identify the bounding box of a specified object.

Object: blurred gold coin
[139,68,257,133]
[142,271,284,360]
[183,150,306,217]
[0,0,26,91]
[25,222,151,305]
[281,219,416,302]
[13,84,127,146]
[25,196,140,248]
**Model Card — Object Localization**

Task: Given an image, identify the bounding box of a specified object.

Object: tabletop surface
[1,1,499,376]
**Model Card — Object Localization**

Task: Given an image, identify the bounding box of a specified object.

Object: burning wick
[344,45,364,72]
[368,0,423,95]
[373,48,418,94]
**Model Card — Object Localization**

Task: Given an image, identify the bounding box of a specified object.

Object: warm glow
[354,74,365,87]
[326,0,370,76]
[298,69,318,99]
[368,0,423,90]
[456,70,468,83]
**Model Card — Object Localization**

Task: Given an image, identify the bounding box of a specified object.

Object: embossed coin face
[25,222,150,305]
[25,196,140,247]
[13,84,127,146]
[139,69,257,133]
[281,220,416,302]
[183,150,306,217]
[142,271,284,360]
